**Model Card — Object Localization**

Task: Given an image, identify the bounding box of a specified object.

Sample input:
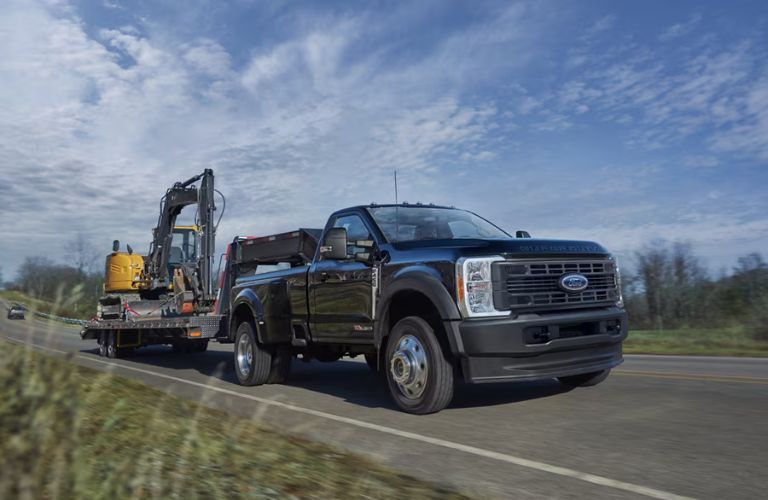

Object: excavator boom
[144,169,217,301]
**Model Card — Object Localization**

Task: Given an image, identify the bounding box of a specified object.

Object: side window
[332,214,372,256]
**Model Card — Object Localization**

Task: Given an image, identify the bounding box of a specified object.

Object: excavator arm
[144,169,217,301]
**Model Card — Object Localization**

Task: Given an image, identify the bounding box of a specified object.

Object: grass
[0,341,467,499]
[624,326,768,357]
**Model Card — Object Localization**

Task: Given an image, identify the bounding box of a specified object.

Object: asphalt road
[2,313,767,499]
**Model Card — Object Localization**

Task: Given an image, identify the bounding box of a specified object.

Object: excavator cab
[169,225,199,267]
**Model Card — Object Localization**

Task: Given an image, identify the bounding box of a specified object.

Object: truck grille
[492,259,618,311]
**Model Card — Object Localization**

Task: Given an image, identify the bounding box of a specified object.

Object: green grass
[624,326,768,357]
[0,341,467,499]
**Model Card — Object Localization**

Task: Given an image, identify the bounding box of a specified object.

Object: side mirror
[515,230,531,239]
[112,240,120,252]
[320,228,348,259]
[127,244,134,255]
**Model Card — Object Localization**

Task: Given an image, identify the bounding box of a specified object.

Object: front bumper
[444,307,628,383]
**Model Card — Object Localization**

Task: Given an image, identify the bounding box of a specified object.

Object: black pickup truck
[224,204,627,414]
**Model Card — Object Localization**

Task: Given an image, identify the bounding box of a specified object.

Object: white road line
[5,336,693,500]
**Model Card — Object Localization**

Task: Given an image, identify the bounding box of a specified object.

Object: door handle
[319,272,330,283]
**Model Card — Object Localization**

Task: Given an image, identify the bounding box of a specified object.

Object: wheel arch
[375,267,462,356]
[230,288,265,342]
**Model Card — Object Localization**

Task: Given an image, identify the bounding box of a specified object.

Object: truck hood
[390,238,610,257]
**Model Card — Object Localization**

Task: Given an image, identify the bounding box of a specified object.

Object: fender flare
[230,288,265,342]
[374,266,463,353]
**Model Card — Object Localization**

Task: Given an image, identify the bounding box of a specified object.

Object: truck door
[310,213,376,342]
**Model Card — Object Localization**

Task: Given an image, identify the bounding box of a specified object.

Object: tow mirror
[112,240,120,252]
[321,228,348,259]
[515,230,531,239]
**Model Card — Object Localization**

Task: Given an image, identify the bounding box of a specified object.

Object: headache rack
[492,259,619,311]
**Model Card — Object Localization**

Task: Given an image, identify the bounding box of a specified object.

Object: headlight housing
[456,256,508,318]
[613,256,624,308]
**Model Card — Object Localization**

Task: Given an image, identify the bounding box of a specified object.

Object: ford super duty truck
[224,204,628,414]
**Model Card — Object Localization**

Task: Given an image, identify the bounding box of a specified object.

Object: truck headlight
[613,256,624,308]
[456,256,508,318]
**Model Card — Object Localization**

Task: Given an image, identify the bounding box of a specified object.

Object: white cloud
[659,14,702,41]
[0,0,534,276]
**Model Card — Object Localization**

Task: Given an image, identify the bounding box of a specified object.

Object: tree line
[622,241,767,339]
[4,235,104,319]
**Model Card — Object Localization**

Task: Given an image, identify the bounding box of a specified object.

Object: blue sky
[0,0,766,278]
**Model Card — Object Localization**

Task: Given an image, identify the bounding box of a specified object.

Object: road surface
[1,313,766,499]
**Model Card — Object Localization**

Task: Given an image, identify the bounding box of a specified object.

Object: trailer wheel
[234,321,272,386]
[106,331,120,359]
[194,339,209,353]
[557,369,611,388]
[98,332,108,357]
[385,316,454,414]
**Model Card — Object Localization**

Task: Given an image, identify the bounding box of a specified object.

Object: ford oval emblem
[559,273,589,293]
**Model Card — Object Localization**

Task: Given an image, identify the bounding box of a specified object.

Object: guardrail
[31,310,88,326]
[3,299,87,326]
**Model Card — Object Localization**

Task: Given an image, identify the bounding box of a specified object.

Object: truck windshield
[367,206,510,243]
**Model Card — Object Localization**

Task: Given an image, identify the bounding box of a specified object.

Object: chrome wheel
[237,335,253,377]
[390,334,428,399]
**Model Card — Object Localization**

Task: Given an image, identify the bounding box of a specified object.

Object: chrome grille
[493,259,618,310]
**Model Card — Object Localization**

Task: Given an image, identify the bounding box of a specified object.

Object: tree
[635,241,668,327]
[633,240,709,329]
[64,233,101,274]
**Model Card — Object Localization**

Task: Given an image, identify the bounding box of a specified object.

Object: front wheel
[557,369,611,388]
[385,316,454,414]
[234,322,272,386]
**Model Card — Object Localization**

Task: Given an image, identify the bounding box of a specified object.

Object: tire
[364,353,379,372]
[98,332,108,357]
[172,341,189,353]
[106,331,119,359]
[193,339,209,353]
[233,321,272,386]
[557,369,611,388]
[385,316,454,414]
[267,345,292,384]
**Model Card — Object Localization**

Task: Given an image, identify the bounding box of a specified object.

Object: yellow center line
[615,369,768,385]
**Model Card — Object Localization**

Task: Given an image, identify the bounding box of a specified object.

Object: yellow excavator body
[104,252,145,293]
[104,225,200,294]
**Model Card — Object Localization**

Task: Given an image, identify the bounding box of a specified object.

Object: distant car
[7,305,25,320]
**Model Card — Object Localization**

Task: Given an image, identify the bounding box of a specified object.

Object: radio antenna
[394,170,400,240]
[394,170,399,204]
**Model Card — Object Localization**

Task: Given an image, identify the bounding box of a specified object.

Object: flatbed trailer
[80,314,226,357]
